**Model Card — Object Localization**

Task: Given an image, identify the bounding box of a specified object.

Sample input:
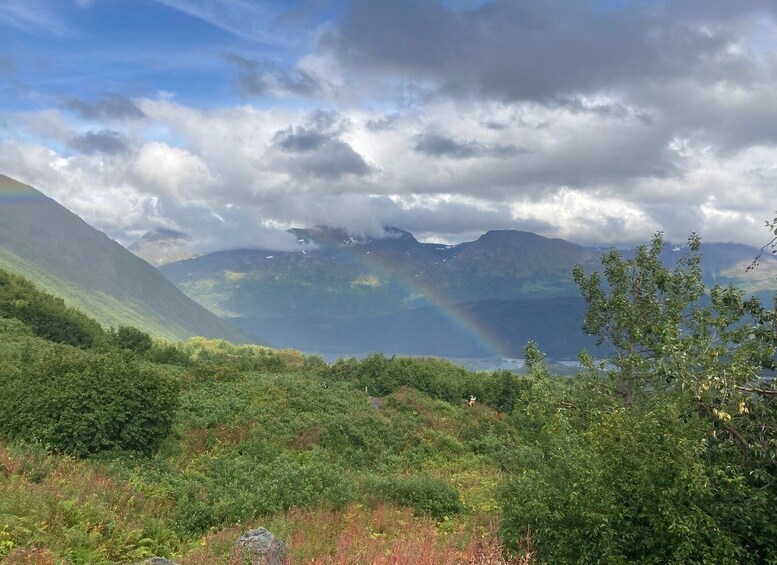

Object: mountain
[160,225,777,358]
[160,226,604,357]
[162,226,601,316]
[129,228,200,266]
[0,174,246,343]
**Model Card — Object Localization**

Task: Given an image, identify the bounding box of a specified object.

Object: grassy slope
[0,247,185,342]
[0,174,245,342]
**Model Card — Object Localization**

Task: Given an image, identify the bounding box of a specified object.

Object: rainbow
[0,176,48,205]
[338,243,506,357]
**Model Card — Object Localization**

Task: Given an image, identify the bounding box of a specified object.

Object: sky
[1,0,777,250]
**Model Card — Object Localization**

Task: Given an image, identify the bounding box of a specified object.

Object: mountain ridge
[0,174,246,343]
[160,224,776,357]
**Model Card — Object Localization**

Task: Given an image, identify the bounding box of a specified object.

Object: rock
[132,558,180,565]
[368,396,383,409]
[235,528,286,565]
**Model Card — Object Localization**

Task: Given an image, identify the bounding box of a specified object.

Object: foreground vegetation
[1,230,776,563]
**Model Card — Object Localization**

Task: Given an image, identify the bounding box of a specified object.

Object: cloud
[321,1,777,107]
[130,141,217,201]
[412,130,522,159]
[5,0,777,252]
[69,130,129,154]
[153,0,320,45]
[270,113,372,179]
[0,0,70,34]
[224,53,322,98]
[365,113,400,132]
[61,93,146,120]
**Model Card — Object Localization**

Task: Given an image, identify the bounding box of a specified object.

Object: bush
[367,476,463,519]
[174,451,355,532]
[0,270,104,347]
[112,326,153,353]
[144,342,191,366]
[501,401,743,563]
[0,346,179,456]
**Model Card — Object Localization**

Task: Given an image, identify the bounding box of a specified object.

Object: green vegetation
[0,270,103,348]
[0,229,776,563]
[0,347,178,457]
[0,267,520,563]
[499,233,777,563]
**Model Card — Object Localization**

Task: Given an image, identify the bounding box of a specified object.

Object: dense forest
[1,232,776,564]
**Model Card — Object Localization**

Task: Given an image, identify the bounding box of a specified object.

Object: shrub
[326,353,527,413]
[367,476,463,519]
[112,326,153,353]
[0,270,104,347]
[0,346,179,456]
[144,342,191,366]
[174,451,355,532]
[501,401,743,563]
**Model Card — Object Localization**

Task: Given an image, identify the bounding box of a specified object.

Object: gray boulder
[132,558,180,565]
[235,528,286,565]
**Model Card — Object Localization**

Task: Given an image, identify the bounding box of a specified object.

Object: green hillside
[0,174,245,343]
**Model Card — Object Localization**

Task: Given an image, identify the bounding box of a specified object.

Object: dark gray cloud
[224,53,321,97]
[271,114,371,179]
[61,93,145,120]
[274,127,329,152]
[69,130,129,154]
[413,131,523,159]
[560,96,653,125]
[322,0,776,103]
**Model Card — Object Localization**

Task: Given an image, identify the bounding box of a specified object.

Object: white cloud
[4,90,777,250]
[152,0,317,46]
[0,0,70,34]
[131,142,216,201]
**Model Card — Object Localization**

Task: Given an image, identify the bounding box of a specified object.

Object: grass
[178,505,532,564]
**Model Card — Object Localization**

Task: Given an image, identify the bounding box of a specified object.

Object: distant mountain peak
[139,228,191,243]
[477,230,551,243]
[289,225,420,244]
[382,226,415,239]
[129,228,199,266]
[289,225,417,247]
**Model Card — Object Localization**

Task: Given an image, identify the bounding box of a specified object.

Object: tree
[749,211,777,271]
[501,232,777,562]
[572,233,775,412]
